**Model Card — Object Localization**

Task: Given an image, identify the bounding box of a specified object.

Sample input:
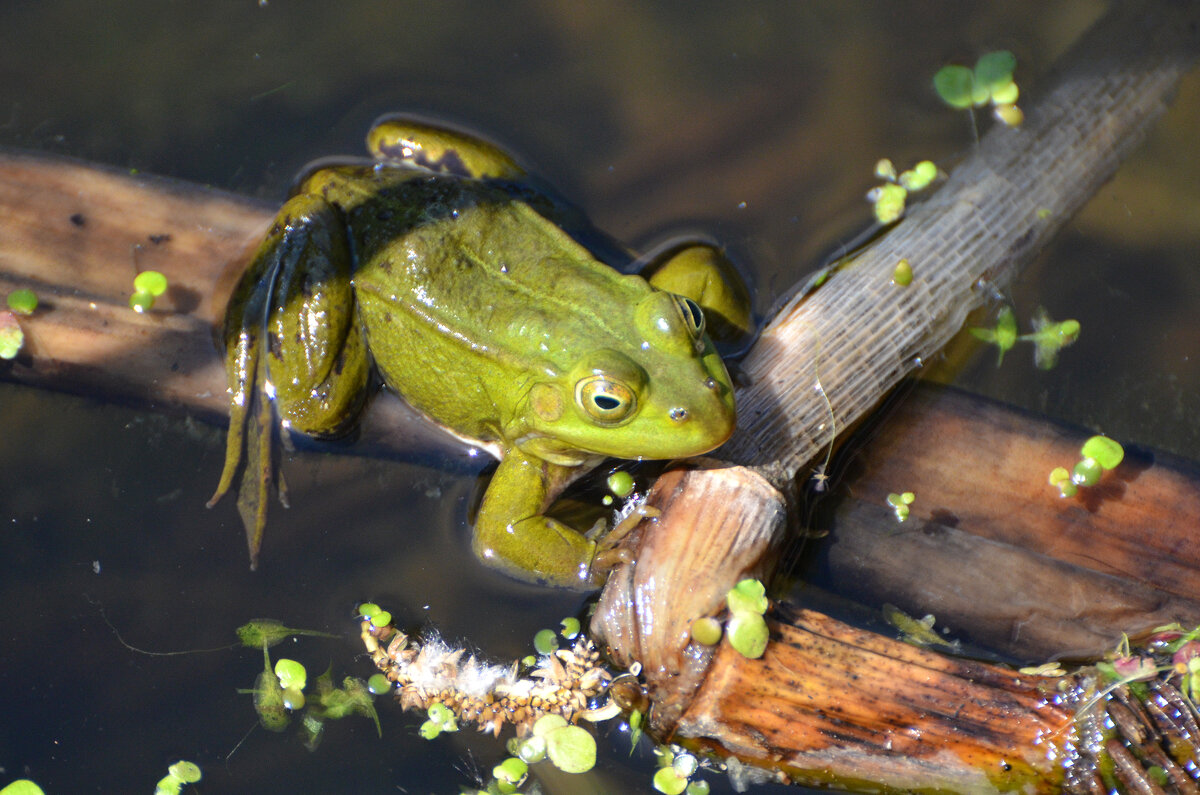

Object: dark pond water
[1,2,1198,793]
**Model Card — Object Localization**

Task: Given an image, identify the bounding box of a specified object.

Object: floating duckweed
[993,101,1023,129]
[654,766,690,795]
[366,672,391,694]
[154,760,202,795]
[673,752,699,778]
[369,610,392,629]
[887,491,915,522]
[544,723,597,774]
[0,314,23,360]
[129,291,156,313]
[0,782,46,795]
[493,757,528,786]
[281,685,306,710]
[560,616,581,639]
[892,259,913,287]
[726,579,768,616]
[168,761,202,784]
[1081,435,1124,471]
[1048,466,1077,498]
[1071,457,1103,488]
[518,734,548,763]
[898,160,938,192]
[607,470,635,498]
[274,658,308,691]
[133,270,168,296]
[727,613,770,659]
[935,51,1022,127]
[690,616,723,646]
[533,628,559,654]
[932,64,976,109]
[874,158,898,181]
[129,270,168,313]
[974,50,1017,93]
[870,183,908,225]
[688,781,712,795]
[6,289,37,315]
[1022,309,1080,370]
[969,306,1018,366]
[420,702,459,739]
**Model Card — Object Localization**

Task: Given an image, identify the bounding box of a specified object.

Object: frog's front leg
[473,448,601,589]
[208,193,369,568]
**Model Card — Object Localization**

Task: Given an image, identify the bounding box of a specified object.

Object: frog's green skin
[209,117,739,587]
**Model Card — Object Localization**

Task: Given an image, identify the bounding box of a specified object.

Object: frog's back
[347,174,647,443]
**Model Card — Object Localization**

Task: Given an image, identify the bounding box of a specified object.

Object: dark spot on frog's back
[69,212,86,227]
[267,331,284,360]
[378,258,393,275]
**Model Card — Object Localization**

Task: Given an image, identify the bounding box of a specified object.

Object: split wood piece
[818,384,1200,660]
[680,607,1074,794]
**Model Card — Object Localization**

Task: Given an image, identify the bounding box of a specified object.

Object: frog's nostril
[669,407,688,422]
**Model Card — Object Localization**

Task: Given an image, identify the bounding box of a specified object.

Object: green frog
[208,116,746,587]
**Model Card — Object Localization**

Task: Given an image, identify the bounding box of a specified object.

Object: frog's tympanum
[209,116,745,587]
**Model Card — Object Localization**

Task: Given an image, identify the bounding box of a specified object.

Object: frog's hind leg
[209,194,367,569]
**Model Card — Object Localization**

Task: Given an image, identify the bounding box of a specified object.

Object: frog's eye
[576,376,637,425]
[635,291,708,356]
[676,296,706,340]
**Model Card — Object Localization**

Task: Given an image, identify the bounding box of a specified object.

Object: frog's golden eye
[575,376,637,425]
[676,296,705,340]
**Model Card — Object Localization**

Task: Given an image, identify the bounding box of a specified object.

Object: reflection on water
[1,2,1197,792]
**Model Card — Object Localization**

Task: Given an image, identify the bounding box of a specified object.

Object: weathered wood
[0,152,267,422]
[819,384,1200,660]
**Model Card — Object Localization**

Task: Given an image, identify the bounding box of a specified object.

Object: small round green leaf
[1081,435,1124,471]
[533,628,559,654]
[281,686,306,710]
[168,761,202,783]
[129,291,156,313]
[493,757,528,785]
[690,616,723,646]
[1071,457,1103,487]
[0,320,23,360]
[274,658,308,691]
[933,65,975,109]
[726,579,768,616]
[974,50,1016,91]
[653,766,690,795]
[6,289,37,315]
[367,673,392,695]
[891,259,913,287]
[560,616,581,639]
[607,470,635,497]
[532,713,569,737]
[727,613,770,659]
[0,782,47,795]
[134,270,169,296]
[545,724,597,774]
